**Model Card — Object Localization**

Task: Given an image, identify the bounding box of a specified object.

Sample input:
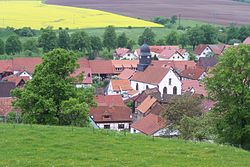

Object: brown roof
[12,57,42,73]
[209,44,226,55]
[2,75,30,86]
[149,102,165,116]
[115,48,130,57]
[149,45,179,54]
[0,82,16,97]
[90,106,132,123]
[136,95,157,113]
[89,60,115,74]
[131,66,169,85]
[180,67,206,80]
[133,88,162,103]
[181,80,207,97]
[0,97,14,116]
[110,79,133,91]
[243,37,250,44]
[117,69,135,80]
[95,95,125,106]
[112,60,138,68]
[151,60,196,72]
[194,44,208,55]
[0,60,12,73]
[131,113,166,135]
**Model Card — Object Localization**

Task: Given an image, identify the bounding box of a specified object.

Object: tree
[0,39,4,55]
[138,28,156,45]
[187,26,205,50]
[200,24,218,44]
[152,16,170,25]
[103,25,117,51]
[38,27,57,53]
[170,15,178,24]
[226,24,239,43]
[165,31,179,45]
[117,33,128,48]
[23,39,38,53]
[89,36,103,60]
[12,49,96,126]
[5,36,22,55]
[71,31,91,53]
[205,45,250,150]
[58,29,70,50]
[156,39,166,45]
[126,40,136,50]
[238,26,250,42]
[178,33,189,48]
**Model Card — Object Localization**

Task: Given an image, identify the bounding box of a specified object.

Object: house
[243,37,250,45]
[194,44,227,59]
[197,56,218,70]
[181,80,207,97]
[0,82,16,97]
[113,48,136,60]
[112,60,138,73]
[2,75,30,87]
[89,60,115,79]
[95,95,125,107]
[130,113,167,136]
[106,79,138,99]
[134,95,158,121]
[179,67,207,81]
[89,105,132,131]
[150,45,180,58]
[158,48,189,61]
[117,69,135,80]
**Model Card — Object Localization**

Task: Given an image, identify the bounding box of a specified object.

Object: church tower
[137,43,151,71]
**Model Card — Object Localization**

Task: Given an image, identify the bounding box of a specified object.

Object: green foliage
[117,32,128,48]
[152,16,170,25]
[90,35,103,52]
[5,35,22,55]
[187,26,205,50]
[100,49,113,60]
[138,27,156,45]
[205,45,250,150]
[226,24,239,42]
[156,39,166,45]
[165,31,179,45]
[6,111,22,124]
[14,27,36,37]
[58,29,70,50]
[178,33,189,48]
[228,39,241,45]
[38,27,57,53]
[103,25,117,51]
[71,31,91,53]
[0,39,4,55]
[126,39,135,50]
[200,24,218,44]
[11,49,95,126]
[170,15,178,24]
[23,39,38,53]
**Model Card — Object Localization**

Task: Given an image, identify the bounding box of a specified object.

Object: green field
[0,124,249,167]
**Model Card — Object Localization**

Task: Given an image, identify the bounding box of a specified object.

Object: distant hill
[46,0,250,25]
[0,124,250,166]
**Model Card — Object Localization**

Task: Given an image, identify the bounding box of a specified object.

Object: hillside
[0,124,249,166]
[46,0,250,25]
[0,1,161,29]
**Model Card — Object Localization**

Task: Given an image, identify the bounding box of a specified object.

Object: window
[163,87,167,94]
[173,86,177,95]
[136,83,139,90]
[185,65,188,70]
[169,78,172,85]
[103,115,110,119]
[146,85,149,89]
[104,125,110,129]
[118,124,125,129]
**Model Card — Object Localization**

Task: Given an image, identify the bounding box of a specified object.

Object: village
[0,36,250,137]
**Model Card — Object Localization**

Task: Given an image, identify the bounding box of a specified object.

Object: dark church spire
[137,42,151,71]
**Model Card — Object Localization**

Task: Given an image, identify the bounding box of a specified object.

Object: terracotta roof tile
[0,60,12,73]
[181,80,207,97]
[150,45,179,53]
[151,60,196,72]
[89,60,115,74]
[115,48,130,57]
[12,57,42,73]
[131,66,169,85]
[95,95,125,106]
[117,69,135,80]
[111,79,133,91]
[112,60,138,68]
[2,75,29,86]
[90,106,132,123]
[209,44,226,55]
[131,113,166,135]
[197,56,218,69]
[194,44,208,55]
[180,67,206,80]
[136,95,157,113]
[0,97,14,116]
[243,37,250,44]
[133,88,162,103]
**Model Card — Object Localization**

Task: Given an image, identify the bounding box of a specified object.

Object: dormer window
[104,115,110,119]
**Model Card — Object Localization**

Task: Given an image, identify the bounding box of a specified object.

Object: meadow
[0,1,162,29]
[0,124,249,167]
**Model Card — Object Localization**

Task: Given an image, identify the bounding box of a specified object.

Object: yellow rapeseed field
[0,1,162,29]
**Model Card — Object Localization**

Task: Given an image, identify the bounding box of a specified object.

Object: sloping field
[0,124,250,166]
[46,0,250,25]
[0,1,162,29]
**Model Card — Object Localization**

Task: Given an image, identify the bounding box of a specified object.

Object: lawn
[0,124,249,167]
[0,1,162,29]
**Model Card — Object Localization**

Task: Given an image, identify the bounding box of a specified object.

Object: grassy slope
[0,124,249,167]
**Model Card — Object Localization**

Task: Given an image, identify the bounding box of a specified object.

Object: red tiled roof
[12,57,42,73]
[243,37,250,44]
[89,60,115,74]
[201,99,216,112]
[117,69,135,80]
[194,44,208,55]
[112,60,138,68]
[111,79,133,91]
[115,48,130,57]
[2,75,29,86]
[136,95,157,113]
[181,80,207,97]
[70,58,92,84]
[180,67,206,80]
[131,66,169,85]
[0,60,13,73]
[95,95,125,106]
[131,113,166,135]
[150,45,179,54]
[151,60,196,72]
[133,88,161,103]
[0,97,14,116]
[209,44,226,55]
[90,106,132,123]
